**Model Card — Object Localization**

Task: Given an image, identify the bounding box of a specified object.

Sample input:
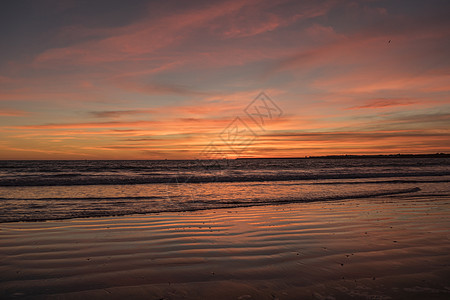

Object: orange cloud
[90,110,156,118]
[348,98,418,110]
[14,117,231,131]
[0,109,28,116]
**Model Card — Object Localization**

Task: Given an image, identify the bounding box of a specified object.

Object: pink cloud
[34,0,265,65]
[266,16,450,77]
[14,117,232,131]
[304,24,340,42]
[348,98,418,109]
[0,109,28,116]
[112,80,210,96]
[90,109,156,118]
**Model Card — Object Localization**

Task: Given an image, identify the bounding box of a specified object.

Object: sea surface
[0,157,449,223]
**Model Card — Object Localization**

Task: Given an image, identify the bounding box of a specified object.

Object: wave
[0,196,165,201]
[0,187,421,223]
[0,171,449,187]
[283,179,450,185]
[182,187,422,206]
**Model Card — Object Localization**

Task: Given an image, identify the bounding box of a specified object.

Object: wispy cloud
[0,109,28,117]
[14,117,231,130]
[90,109,155,118]
[348,98,418,110]
[33,0,265,65]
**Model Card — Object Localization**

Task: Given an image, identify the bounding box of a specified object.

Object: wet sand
[1,194,450,299]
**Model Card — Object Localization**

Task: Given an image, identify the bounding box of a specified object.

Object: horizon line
[1,153,448,161]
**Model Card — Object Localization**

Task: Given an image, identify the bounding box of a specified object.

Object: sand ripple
[1,195,450,299]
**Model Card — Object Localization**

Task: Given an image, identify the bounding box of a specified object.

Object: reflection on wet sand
[1,195,449,299]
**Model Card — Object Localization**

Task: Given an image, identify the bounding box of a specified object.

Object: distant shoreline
[0,153,449,161]
[237,153,450,159]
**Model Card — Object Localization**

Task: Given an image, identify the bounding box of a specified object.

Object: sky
[0,0,449,159]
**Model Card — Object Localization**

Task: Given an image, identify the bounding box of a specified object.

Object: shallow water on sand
[1,157,449,222]
[1,194,449,299]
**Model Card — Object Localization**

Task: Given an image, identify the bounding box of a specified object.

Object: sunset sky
[0,0,449,159]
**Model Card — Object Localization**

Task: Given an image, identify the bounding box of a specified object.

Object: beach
[2,0,450,298]
[2,193,449,299]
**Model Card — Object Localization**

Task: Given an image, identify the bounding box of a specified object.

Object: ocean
[0,157,449,223]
